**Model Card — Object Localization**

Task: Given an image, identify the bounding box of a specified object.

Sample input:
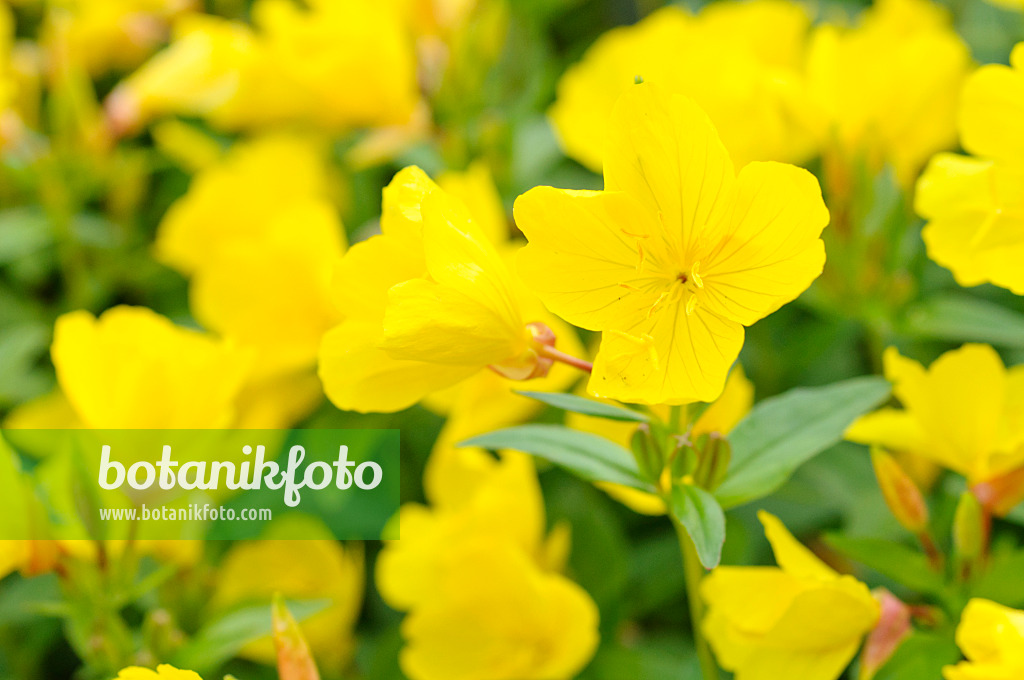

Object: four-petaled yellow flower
[376,444,598,680]
[944,599,1024,680]
[111,665,202,680]
[210,516,364,676]
[801,0,971,186]
[156,133,346,381]
[108,0,419,133]
[52,306,251,429]
[516,82,828,405]
[702,511,880,680]
[847,344,1024,490]
[319,165,572,413]
[917,43,1024,293]
[549,0,816,172]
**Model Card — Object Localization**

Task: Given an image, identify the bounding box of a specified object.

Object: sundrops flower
[917,44,1024,293]
[41,0,192,76]
[802,0,971,186]
[157,134,345,380]
[51,306,250,429]
[319,165,583,414]
[398,540,598,680]
[516,82,828,405]
[210,516,364,675]
[944,599,1024,680]
[550,0,816,172]
[111,665,202,680]
[376,444,597,680]
[847,344,1024,493]
[702,511,880,680]
[108,0,418,133]
[570,365,753,515]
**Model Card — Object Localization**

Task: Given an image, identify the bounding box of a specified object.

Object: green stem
[669,404,685,433]
[672,517,718,680]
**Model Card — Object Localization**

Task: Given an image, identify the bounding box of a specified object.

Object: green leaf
[969,548,1024,607]
[669,484,725,569]
[872,631,960,680]
[461,424,653,490]
[825,535,947,597]
[172,599,328,675]
[0,208,53,265]
[515,390,649,422]
[903,293,1024,348]
[715,376,892,508]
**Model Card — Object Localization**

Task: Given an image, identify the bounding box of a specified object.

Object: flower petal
[515,187,663,332]
[959,60,1024,164]
[758,511,836,582]
[318,320,477,413]
[589,303,743,404]
[603,82,736,266]
[700,162,828,326]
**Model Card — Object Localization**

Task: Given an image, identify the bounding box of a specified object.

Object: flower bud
[272,593,321,680]
[871,448,929,533]
[971,465,1024,517]
[629,423,663,482]
[668,434,698,480]
[693,433,731,491]
[953,491,984,565]
[859,589,911,680]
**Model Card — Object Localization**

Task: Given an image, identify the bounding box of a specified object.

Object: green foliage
[715,377,893,508]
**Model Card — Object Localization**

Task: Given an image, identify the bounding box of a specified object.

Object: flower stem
[672,517,718,680]
[916,531,944,571]
[537,345,593,373]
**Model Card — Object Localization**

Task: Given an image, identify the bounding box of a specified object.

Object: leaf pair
[462,376,892,569]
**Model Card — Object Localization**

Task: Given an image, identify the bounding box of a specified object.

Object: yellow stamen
[690,261,704,289]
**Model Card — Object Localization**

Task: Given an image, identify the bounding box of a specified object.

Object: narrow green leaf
[903,293,1024,348]
[172,599,328,675]
[669,484,725,569]
[514,390,649,422]
[461,425,653,490]
[715,376,892,508]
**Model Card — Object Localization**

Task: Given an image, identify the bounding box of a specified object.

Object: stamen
[647,291,670,318]
[690,261,704,289]
[685,293,697,316]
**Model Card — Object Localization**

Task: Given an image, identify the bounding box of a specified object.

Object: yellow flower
[51,306,250,429]
[398,541,599,680]
[210,516,364,675]
[41,0,190,76]
[516,82,828,405]
[701,511,880,680]
[157,134,345,380]
[917,44,1024,293]
[376,449,550,611]
[944,599,1024,680]
[847,344,1024,487]
[319,165,575,413]
[572,365,754,515]
[109,0,418,132]
[802,0,971,185]
[376,443,597,680]
[111,665,202,680]
[549,1,816,172]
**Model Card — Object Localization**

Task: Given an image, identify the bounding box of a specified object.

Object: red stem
[537,345,593,373]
